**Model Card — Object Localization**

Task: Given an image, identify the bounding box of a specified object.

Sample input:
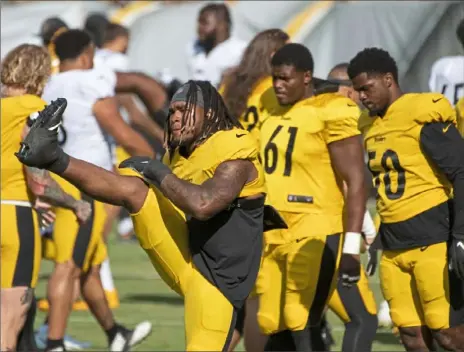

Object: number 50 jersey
[358,93,456,225]
[260,93,360,240]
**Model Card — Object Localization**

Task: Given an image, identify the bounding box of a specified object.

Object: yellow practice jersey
[1,95,47,202]
[456,97,464,136]
[162,128,266,198]
[260,93,360,237]
[359,93,456,224]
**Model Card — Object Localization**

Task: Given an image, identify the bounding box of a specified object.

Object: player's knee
[398,326,428,351]
[55,259,80,277]
[283,304,308,331]
[257,310,279,335]
[432,327,464,351]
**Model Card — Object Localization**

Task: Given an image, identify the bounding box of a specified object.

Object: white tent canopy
[1,0,463,92]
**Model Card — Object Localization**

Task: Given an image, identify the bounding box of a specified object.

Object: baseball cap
[37,17,68,45]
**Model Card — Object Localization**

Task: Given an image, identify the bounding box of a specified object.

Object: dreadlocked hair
[165,80,242,154]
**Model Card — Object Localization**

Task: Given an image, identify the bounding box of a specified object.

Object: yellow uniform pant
[380,242,463,330]
[256,232,343,334]
[1,203,41,288]
[130,186,237,351]
[43,176,107,271]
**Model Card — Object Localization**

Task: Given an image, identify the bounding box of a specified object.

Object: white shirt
[186,36,247,88]
[42,69,117,171]
[94,48,130,73]
[429,56,464,105]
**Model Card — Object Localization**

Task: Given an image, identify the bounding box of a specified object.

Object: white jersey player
[429,55,464,106]
[42,68,117,170]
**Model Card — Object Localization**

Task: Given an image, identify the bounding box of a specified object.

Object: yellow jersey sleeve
[456,97,464,136]
[322,95,361,144]
[413,93,457,126]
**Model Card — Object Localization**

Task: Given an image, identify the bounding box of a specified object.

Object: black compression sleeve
[420,122,464,236]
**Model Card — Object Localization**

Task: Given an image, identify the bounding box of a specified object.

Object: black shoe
[16,98,69,173]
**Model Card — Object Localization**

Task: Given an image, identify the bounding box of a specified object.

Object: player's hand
[366,245,378,276]
[34,198,56,229]
[119,156,172,188]
[339,254,361,287]
[15,98,70,174]
[73,200,92,225]
[449,235,464,280]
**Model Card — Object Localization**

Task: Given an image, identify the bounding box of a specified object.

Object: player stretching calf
[349,47,464,352]
[16,81,286,351]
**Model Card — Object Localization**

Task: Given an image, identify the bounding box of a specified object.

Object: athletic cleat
[38,290,120,312]
[35,324,91,351]
[378,300,393,327]
[109,321,152,352]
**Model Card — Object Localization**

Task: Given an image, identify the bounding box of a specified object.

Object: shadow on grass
[123,293,183,306]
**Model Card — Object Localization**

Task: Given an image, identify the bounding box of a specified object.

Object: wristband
[343,232,362,255]
[362,210,377,240]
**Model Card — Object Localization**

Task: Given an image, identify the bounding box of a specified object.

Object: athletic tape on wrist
[362,210,377,239]
[343,232,362,255]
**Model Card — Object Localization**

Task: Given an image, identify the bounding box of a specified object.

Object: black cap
[38,17,68,45]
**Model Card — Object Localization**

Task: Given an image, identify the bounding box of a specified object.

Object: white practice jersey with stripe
[429,56,464,105]
[41,68,117,171]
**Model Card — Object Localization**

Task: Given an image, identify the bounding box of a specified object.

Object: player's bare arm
[117,94,165,145]
[159,159,257,220]
[329,134,367,286]
[120,156,258,220]
[115,72,168,114]
[93,97,155,158]
[329,135,366,233]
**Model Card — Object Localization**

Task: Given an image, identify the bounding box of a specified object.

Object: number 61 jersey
[358,93,456,226]
[260,93,360,239]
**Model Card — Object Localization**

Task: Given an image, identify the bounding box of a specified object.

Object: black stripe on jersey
[308,233,341,326]
[72,193,95,269]
[221,308,238,352]
[12,206,35,287]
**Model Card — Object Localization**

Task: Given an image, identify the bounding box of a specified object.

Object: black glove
[119,156,172,188]
[15,98,70,174]
[449,234,464,280]
[339,254,361,287]
[366,245,378,276]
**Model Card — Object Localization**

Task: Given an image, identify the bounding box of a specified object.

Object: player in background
[219,28,289,351]
[187,3,247,88]
[84,12,110,49]
[16,80,286,351]
[37,17,69,75]
[350,47,464,352]
[256,43,366,352]
[36,28,170,351]
[0,44,91,352]
[428,18,464,106]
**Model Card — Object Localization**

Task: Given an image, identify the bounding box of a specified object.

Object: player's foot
[15,98,68,170]
[320,314,335,347]
[378,300,393,327]
[109,321,152,352]
[35,324,91,351]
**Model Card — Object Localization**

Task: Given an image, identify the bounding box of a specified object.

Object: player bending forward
[16,81,285,352]
[350,47,464,352]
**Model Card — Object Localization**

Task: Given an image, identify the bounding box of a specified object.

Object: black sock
[44,315,49,325]
[46,338,64,350]
[106,323,128,341]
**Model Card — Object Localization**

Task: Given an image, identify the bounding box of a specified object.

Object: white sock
[118,217,133,236]
[100,258,115,292]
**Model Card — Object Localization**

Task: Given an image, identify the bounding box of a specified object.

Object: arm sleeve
[420,122,464,236]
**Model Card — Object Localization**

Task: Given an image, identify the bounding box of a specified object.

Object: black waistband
[228,195,265,211]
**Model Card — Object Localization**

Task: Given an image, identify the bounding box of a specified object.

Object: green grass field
[34,232,406,351]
